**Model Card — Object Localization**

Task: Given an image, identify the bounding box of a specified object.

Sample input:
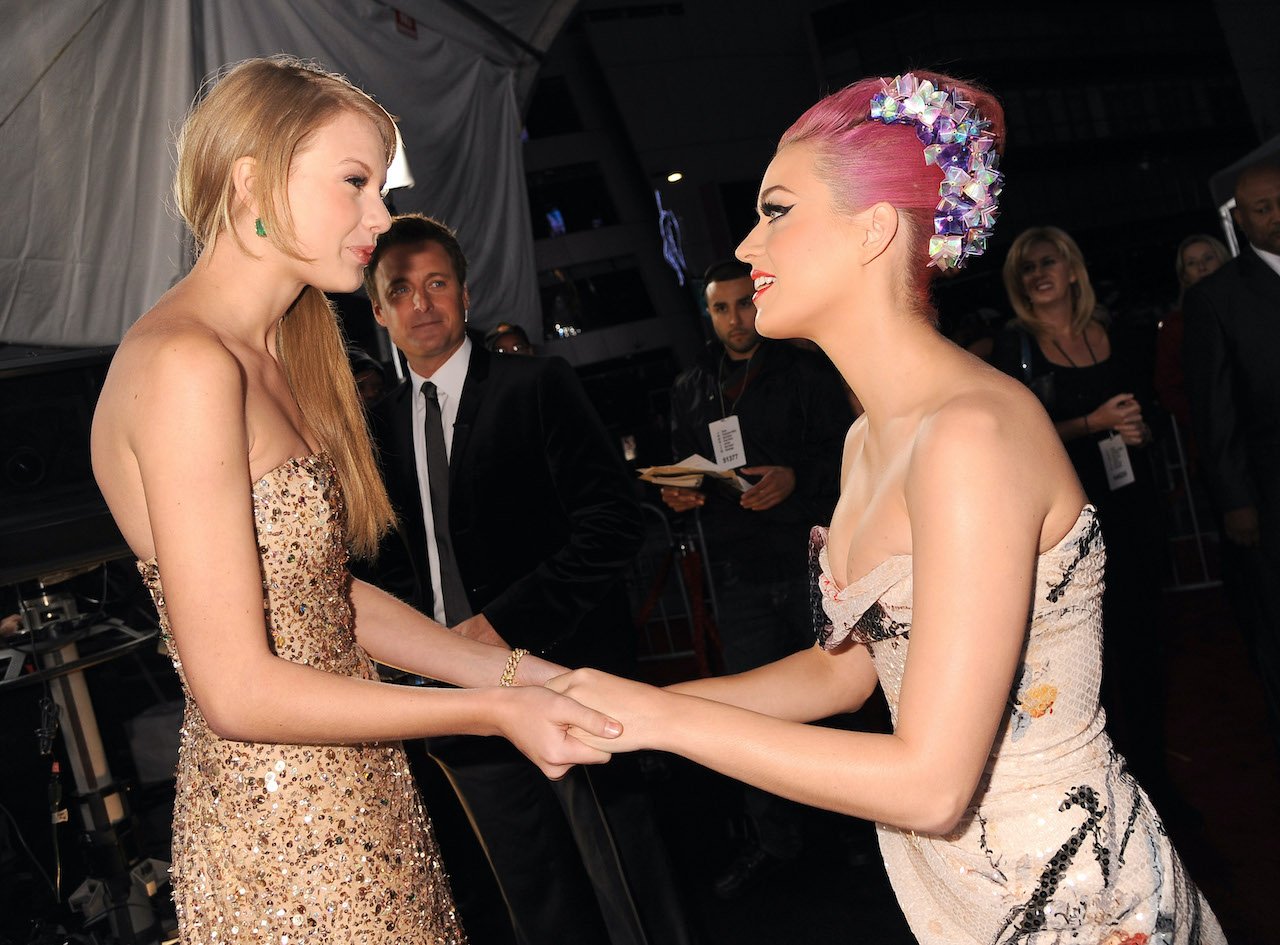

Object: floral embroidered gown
[138,454,465,944]
[812,506,1224,945]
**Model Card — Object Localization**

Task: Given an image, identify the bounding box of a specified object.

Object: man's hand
[660,485,705,513]
[453,613,508,646]
[739,465,796,511]
[1224,506,1261,547]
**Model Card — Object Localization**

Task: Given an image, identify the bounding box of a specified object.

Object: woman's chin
[754,308,783,340]
[755,310,805,342]
[313,270,364,295]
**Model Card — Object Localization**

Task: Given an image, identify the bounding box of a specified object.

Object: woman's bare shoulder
[97,301,247,458]
[112,302,243,393]
[912,369,1062,484]
[121,299,226,356]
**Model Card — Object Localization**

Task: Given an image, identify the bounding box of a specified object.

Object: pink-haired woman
[550,72,1223,943]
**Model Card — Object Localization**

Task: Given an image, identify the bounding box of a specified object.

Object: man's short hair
[364,213,469,301]
[702,259,752,292]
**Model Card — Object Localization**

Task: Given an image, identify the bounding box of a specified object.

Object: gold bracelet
[499,648,529,687]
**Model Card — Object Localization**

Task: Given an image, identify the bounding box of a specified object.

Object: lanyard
[717,350,756,419]
[1051,331,1098,368]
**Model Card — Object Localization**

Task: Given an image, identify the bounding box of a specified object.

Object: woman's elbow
[199,698,249,741]
[910,793,971,836]
[190,673,266,742]
[888,762,979,835]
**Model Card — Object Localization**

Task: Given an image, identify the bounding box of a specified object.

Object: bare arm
[669,421,875,720]
[114,333,615,775]
[553,399,1059,833]
[666,643,878,721]
[348,578,565,687]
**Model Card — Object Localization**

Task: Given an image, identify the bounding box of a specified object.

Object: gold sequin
[139,454,465,943]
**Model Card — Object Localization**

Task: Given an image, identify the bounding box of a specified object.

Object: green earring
[254,218,267,238]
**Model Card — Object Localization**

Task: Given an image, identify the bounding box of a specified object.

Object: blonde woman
[993,226,1173,806]
[90,57,617,943]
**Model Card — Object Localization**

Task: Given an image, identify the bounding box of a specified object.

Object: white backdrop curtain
[0,0,193,346]
[0,0,565,347]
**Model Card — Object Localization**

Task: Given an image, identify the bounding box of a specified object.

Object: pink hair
[779,71,1005,318]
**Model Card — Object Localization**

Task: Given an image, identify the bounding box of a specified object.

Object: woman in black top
[993,226,1171,799]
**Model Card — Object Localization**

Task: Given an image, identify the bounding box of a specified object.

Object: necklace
[717,350,756,418]
[1050,330,1098,368]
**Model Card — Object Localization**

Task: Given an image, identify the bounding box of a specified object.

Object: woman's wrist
[499,648,529,687]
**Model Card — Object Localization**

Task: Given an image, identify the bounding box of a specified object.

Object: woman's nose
[370,199,392,236]
[736,219,764,262]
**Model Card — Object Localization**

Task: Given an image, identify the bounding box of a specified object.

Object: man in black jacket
[662,259,853,896]
[359,214,694,945]
[1184,161,1280,756]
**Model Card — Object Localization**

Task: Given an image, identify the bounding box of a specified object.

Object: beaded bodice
[136,453,464,944]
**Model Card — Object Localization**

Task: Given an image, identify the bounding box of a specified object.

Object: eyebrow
[758,185,797,204]
[341,156,388,188]
[387,272,451,282]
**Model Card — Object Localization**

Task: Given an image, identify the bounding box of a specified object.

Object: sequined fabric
[812,507,1225,945]
[138,454,465,944]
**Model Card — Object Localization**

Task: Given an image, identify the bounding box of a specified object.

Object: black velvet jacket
[354,343,643,673]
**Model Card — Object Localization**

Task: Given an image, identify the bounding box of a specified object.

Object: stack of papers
[637,454,750,493]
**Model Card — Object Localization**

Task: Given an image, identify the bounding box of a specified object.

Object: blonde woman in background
[992,226,1175,808]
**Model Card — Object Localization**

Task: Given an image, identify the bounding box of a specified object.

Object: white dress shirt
[407,336,472,625]
[1252,244,1280,281]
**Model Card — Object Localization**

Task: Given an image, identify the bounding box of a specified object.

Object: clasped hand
[1090,393,1148,446]
[499,685,624,780]
[545,669,664,755]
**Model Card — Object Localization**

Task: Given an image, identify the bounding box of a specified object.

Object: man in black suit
[358,214,695,945]
[1184,161,1280,756]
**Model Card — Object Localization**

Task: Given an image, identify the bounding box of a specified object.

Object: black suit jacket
[1183,245,1280,515]
[356,344,643,673]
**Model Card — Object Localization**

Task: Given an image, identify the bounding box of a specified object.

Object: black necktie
[421,381,471,625]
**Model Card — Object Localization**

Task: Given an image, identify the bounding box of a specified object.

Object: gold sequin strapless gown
[813,507,1225,945]
[138,454,465,945]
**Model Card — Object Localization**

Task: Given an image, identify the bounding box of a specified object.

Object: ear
[860,202,899,264]
[371,297,387,326]
[462,284,471,313]
[1230,206,1243,230]
[231,155,258,215]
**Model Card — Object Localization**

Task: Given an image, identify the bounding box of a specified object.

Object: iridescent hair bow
[869,73,1003,271]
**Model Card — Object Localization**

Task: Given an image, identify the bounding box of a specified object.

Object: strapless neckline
[137,451,330,568]
[251,450,328,486]
[819,504,1097,600]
